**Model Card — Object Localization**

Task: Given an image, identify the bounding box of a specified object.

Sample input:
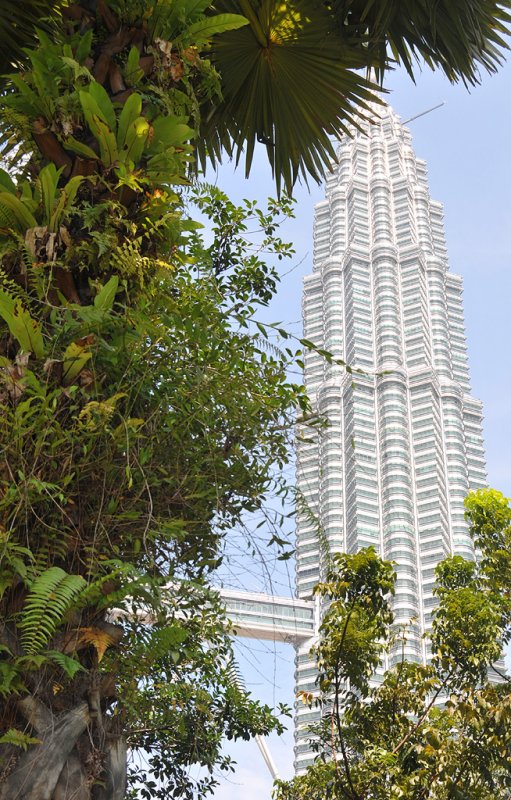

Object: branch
[331,601,362,800]
[391,673,451,756]
[490,661,510,682]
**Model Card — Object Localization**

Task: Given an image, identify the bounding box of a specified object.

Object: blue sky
[207,57,511,797]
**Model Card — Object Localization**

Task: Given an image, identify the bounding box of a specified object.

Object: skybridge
[219,587,316,645]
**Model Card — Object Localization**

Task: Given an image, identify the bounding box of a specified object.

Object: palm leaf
[202,0,382,193]
[0,1,65,74]
[329,0,511,85]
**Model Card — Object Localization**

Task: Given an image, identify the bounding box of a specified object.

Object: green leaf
[79,91,119,165]
[116,92,142,152]
[0,289,45,358]
[185,12,249,43]
[0,192,38,232]
[147,117,194,153]
[0,168,17,194]
[20,567,87,655]
[87,81,117,133]
[120,117,150,165]
[61,341,92,386]
[49,175,84,232]
[202,0,381,192]
[0,729,41,750]
[75,29,93,64]
[38,162,61,227]
[94,275,119,312]
[63,136,99,161]
[124,46,144,86]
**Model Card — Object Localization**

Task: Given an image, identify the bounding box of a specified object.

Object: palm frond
[0,1,65,74]
[202,0,383,194]
[330,0,511,85]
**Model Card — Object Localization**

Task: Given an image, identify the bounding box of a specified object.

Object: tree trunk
[0,697,127,800]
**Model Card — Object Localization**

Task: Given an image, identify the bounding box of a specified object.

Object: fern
[223,656,245,690]
[19,567,87,655]
[0,728,41,750]
[142,624,188,666]
[0,267,27,304]
[45,649,85,679]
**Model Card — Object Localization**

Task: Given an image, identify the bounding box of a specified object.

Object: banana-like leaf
[184,12,249,44]
[93,116,119,166]
[0,288,45,358]
[117,92,143,152]
[147,117,194,154]
[0,168,16,194]
[120,117,151,166]
[79,89,119,165]
[87,81,117,133]
[94,275,119,313]
[124,46,145,86]
[38,163,61,228]
[62,136,98,161]
[49,175,84,232]
[0,192,38,233]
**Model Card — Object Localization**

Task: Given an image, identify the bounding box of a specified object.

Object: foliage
[0,4,307,798]
[1,0,511,191]
[275,488,511,800]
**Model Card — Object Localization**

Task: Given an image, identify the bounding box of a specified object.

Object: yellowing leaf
[65,626,117,663]
[62,341,92,386]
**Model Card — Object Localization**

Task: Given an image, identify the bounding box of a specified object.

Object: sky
[205,56,511,798]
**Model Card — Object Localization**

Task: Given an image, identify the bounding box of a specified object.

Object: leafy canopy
[1,0,510,190]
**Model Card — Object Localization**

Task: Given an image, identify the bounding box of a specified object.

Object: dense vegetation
[0,4,311,797]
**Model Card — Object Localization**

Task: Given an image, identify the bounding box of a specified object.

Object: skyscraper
[294,103,487,771]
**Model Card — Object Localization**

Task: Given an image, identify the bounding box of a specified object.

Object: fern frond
[0,267,27,304]
[0,728,41,750]
[64,626,116,663]
[141,624,188,665]
[254,335,286,359]
[19,567,87,655]
[32,536,71,573]
[45,649,85,678]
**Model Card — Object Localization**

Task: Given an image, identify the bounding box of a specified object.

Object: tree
[1,0,511,190]
[0,4,308,797]
[274,488,511,800]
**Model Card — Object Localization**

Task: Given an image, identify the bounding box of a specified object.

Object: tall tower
[294,105,487,771]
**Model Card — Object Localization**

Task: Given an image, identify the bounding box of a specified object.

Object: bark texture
[0,697,127,799]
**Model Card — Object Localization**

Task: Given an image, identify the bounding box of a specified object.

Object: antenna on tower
[402,101,445,125]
